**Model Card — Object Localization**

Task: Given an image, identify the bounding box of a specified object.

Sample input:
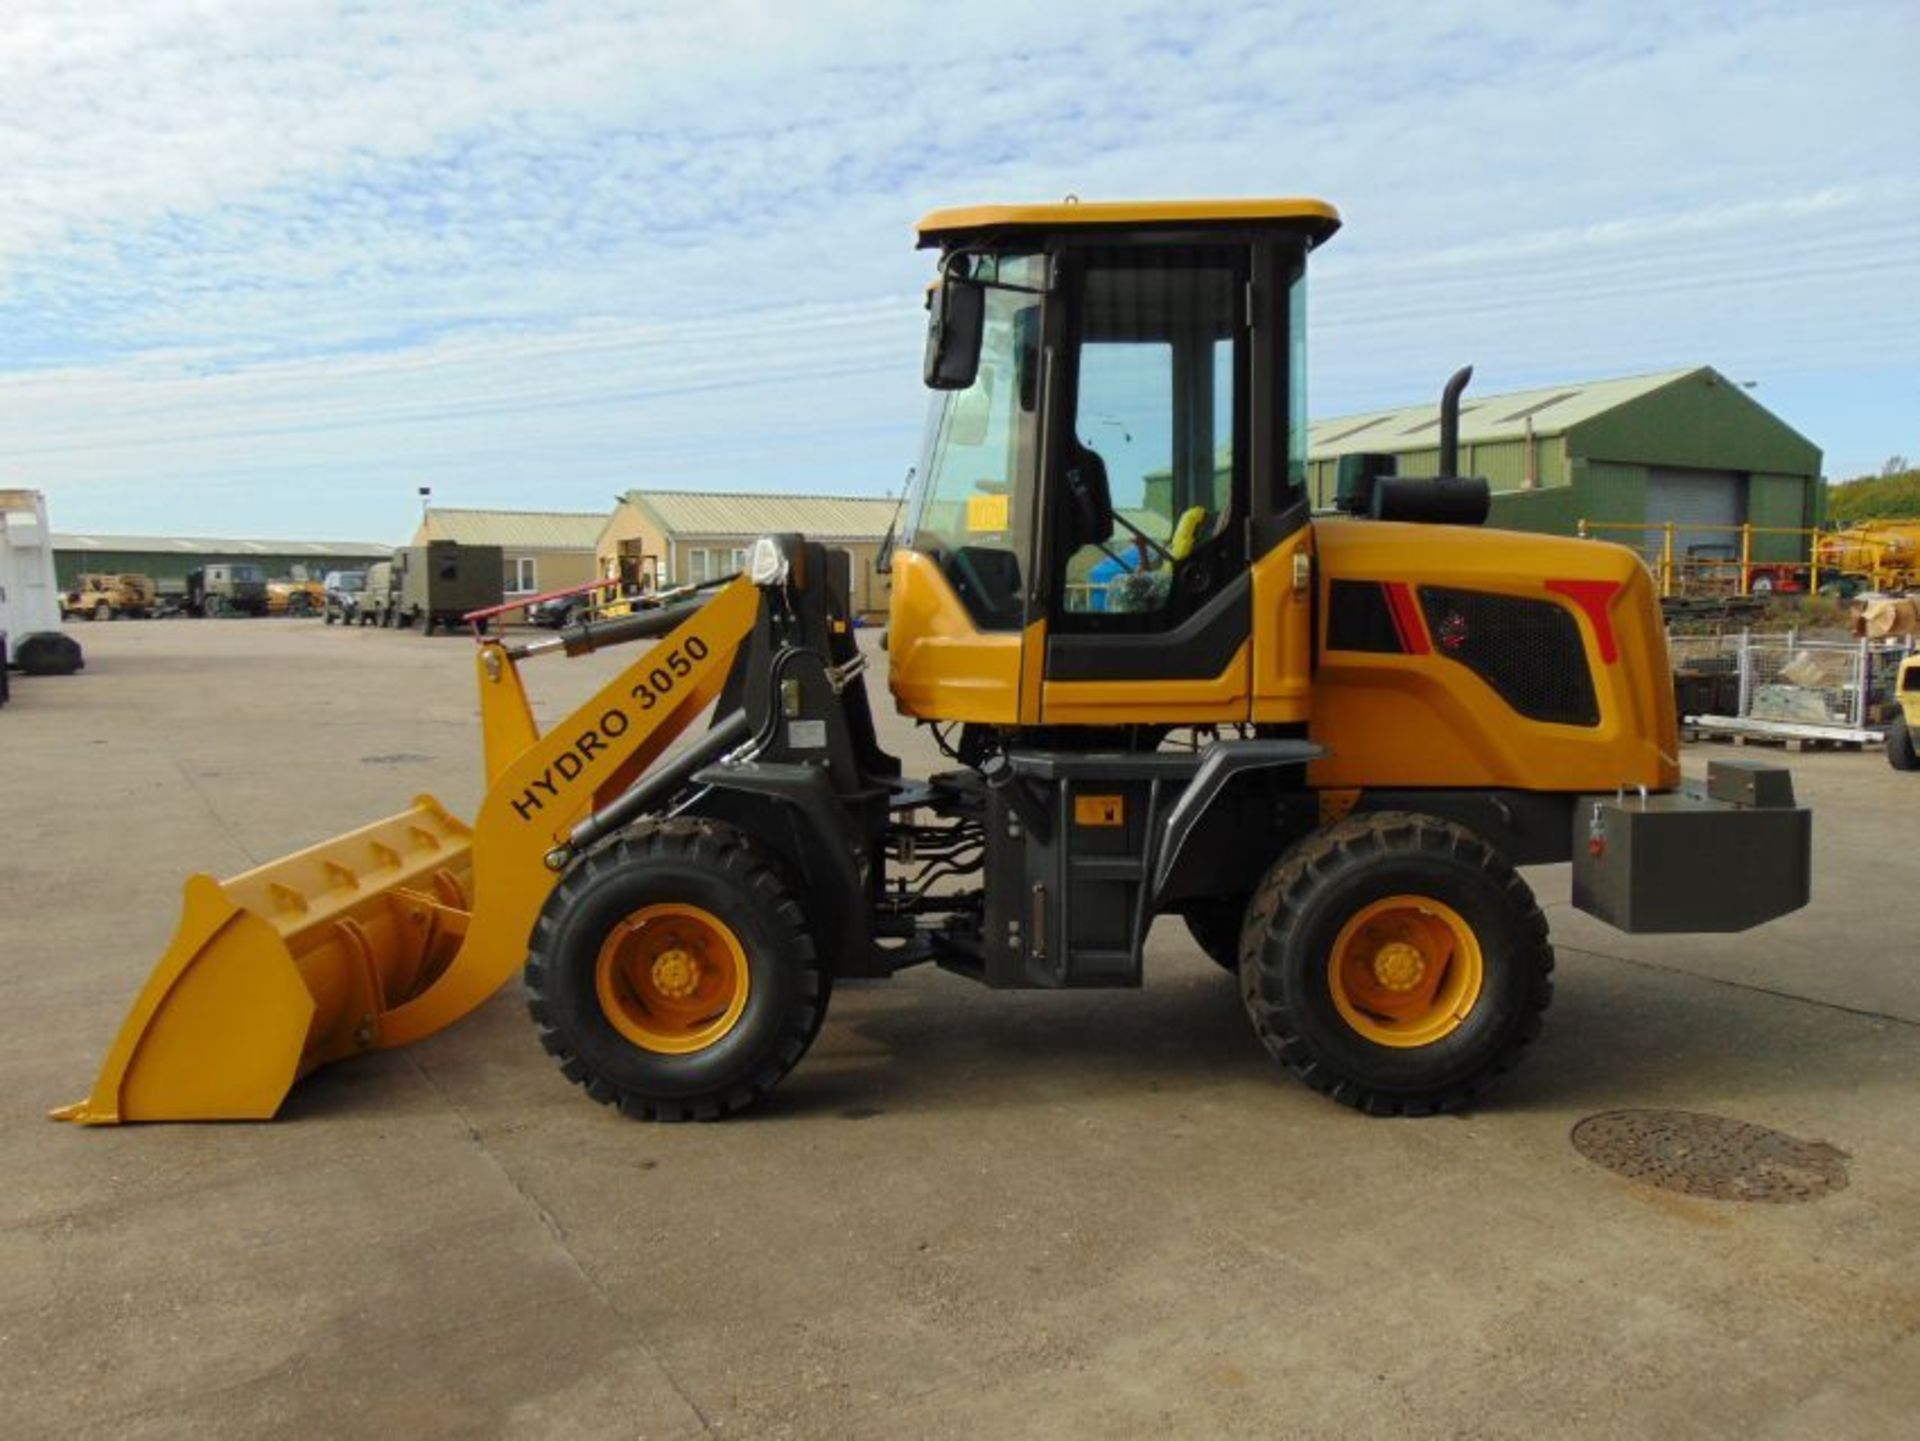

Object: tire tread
[524,819,825,1122]
[1238,811,1554,1116]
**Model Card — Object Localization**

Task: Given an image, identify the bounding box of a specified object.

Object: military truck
[391,541,503,634]
[61,573,158,621]
[185,564,268,618]
[359,561,397,626]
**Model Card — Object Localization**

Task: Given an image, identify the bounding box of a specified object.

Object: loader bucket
[53,797,474,1125]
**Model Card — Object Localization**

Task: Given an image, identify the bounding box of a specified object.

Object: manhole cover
[1571,1109,1848,1203]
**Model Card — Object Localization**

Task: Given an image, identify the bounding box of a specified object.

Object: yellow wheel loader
[58,199,1814,1126]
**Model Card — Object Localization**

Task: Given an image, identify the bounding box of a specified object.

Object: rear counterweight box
[1572,761,1811,934]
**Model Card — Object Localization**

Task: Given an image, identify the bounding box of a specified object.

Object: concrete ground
[4,617,1917,1440]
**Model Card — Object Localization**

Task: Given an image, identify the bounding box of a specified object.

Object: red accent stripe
[1383,582,1430,654]
[1545,579,1622,663]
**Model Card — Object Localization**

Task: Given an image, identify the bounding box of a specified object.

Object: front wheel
[1889,714,1919,772]
[526,821,830,1121]
[1240,812,1554,1116]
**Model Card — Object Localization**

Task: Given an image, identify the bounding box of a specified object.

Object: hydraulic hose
[554,709,754,864]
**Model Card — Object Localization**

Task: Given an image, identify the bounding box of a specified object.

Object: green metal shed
[1307,367,1823,564]
[52,533,394,593]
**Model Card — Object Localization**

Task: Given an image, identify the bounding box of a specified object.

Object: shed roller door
[1647,467,1744,566]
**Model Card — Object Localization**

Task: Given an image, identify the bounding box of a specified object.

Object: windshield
[902,252,1046,631]
[337,573,366,592]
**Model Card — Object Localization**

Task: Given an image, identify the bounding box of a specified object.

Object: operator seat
[1064,439,1115,551]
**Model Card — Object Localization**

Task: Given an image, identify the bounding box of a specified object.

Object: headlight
[748,535,791,588]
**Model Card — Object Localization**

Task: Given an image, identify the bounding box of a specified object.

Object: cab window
[903,253,1047,631]
[1056,250,1245,628]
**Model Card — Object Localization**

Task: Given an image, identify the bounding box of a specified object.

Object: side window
[1059,254,1243,625]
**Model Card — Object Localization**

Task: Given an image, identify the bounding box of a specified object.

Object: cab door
[1040,245,1253,727]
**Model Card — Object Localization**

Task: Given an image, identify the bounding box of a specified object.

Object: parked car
[528,591,591,628]
[322,569,368,625]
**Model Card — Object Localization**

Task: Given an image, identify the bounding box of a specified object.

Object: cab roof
[916,198,1341,246]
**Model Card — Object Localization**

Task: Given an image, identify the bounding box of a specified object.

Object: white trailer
[1,488,82,681]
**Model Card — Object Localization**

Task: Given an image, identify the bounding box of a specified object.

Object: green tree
[1828,468,1920,522]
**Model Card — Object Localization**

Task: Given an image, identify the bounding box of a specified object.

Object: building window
[729,547,748,575]
[505,556,537,594]
[687,548,711,583]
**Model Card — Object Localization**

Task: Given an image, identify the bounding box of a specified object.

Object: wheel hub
[1371,941,1427,992]
[650,946,702,999]
[1327,894,1486,1049]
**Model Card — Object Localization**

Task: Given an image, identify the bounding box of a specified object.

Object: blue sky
[2,0,1916,543]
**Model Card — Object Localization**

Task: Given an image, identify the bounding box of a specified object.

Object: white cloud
[1,0,1916,537]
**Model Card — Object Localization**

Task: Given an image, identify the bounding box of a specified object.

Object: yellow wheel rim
[1327,894,1484,1049]
[594,903,751,1055]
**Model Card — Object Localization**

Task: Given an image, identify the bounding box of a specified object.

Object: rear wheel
[526,821,830,1121]
[1240,812,1553,1115]
[92,602,112,621]
[1889,714,1919,772]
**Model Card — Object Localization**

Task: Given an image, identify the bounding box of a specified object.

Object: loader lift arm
[56,575,772,1123]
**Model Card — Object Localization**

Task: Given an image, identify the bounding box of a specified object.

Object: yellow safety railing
[1572,520,1832,598]
[1576,518,1920,598]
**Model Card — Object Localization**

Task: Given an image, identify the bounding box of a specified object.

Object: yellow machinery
[60,200,1813,1126]
[61,572,157,621]
[1890,654,1919,771]
[267,579,326,617]
[1818,521,1920,594]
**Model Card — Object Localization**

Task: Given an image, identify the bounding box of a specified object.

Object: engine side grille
[1418,587,1600,726]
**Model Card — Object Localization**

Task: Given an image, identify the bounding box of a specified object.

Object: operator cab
[890,199,1340,730]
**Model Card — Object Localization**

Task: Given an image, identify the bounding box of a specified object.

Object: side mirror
[924,275,986,391]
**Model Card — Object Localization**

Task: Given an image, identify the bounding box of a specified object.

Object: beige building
[597,490,902,617]
[414,508,609,600]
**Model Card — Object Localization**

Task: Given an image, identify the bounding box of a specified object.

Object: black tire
[1889,714,1919,772]
[92,602,112,622]
[1181,896,1248,972]
[1240,811,1554,1116]
[525,820,830,1121]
